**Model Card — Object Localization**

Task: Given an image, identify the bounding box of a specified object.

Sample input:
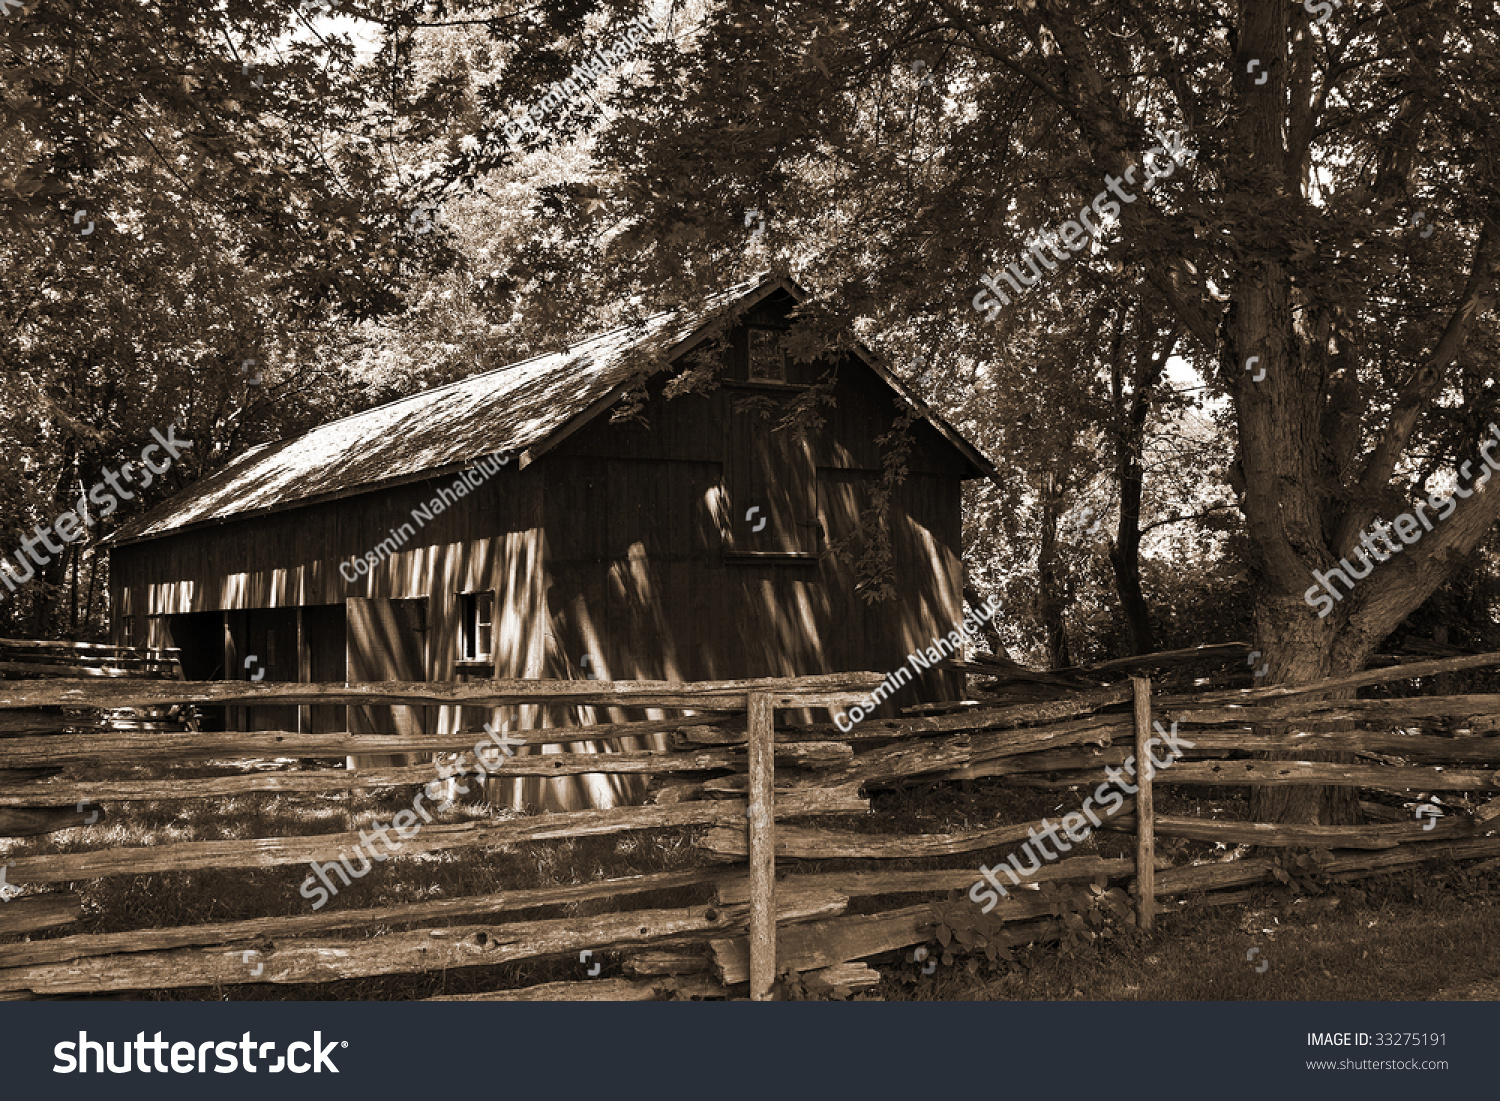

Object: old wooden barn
[106,276,996,808]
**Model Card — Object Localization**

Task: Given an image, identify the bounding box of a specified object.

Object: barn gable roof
[109,276,994,547]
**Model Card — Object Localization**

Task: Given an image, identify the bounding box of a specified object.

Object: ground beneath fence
[873,859,1500,1002]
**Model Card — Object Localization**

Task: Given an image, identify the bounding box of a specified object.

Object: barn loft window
[459,591,494,661]
[747,327,788,382]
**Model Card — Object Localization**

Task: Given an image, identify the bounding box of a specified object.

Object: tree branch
[1356,219,1500,497]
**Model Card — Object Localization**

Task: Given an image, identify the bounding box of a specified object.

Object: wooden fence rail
[0,637,184,680]
[0,673,881,711]
[0,673,880,1000]
[3,651,1500,1000]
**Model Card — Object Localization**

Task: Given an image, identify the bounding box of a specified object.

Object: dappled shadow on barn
[108,277,991,814]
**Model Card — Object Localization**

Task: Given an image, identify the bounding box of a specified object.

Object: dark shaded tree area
[0,0,466,634]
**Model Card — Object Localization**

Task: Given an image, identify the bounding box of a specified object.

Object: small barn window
[747,327,788,382]
[460,592,494,661]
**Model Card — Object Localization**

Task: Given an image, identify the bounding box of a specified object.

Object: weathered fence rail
[0,672,887,1001]
[3,646,1500,1000]
[0,637,184,680]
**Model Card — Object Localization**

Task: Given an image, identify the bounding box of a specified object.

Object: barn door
[303,604,347,735]
[347,597,430,767]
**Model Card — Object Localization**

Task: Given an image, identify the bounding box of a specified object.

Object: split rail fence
[1,646,1499,1000]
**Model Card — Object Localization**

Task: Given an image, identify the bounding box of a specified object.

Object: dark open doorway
[347,597,430,766]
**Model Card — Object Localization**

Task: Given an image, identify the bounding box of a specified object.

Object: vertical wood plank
[747,689,776,1000]
[222,610,240,733]
[296,605,309,735]
[1132,675,1155,932]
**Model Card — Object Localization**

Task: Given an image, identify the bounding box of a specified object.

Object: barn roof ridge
[108,273,991,547]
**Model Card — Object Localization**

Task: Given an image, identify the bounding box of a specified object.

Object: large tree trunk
[1247,613,1364,825]
[1220,5,1500,826]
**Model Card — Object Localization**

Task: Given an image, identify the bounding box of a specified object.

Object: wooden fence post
[1132,675,1155,932]
[747,690,776,1000]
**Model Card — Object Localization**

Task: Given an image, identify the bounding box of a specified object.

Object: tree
[0,0,448,634]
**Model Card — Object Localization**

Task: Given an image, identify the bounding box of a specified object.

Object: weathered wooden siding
[110,323,971,807]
